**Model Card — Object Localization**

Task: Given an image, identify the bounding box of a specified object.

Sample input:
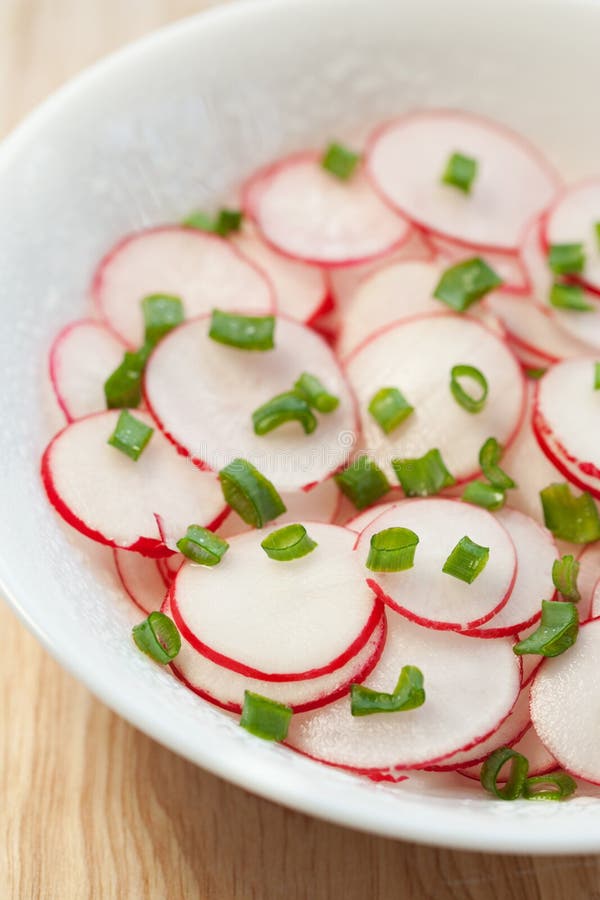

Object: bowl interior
[2,0,600,853]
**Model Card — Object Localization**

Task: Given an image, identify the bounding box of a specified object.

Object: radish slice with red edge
[543,179,600,295]
[41,410,228,557]
[170,523,382,681]
[430,233,530,295]
[113,549,167,614]
[530,618,600,784]
[49,319,128,422]
[144,315,358,492]
[344,313,525,483]
[459,721,557,782]
[485,292,588,364]
[244,151,411,267]
[93,226,275,346]
[285,612,520,772]
[355,498,517,632]
[577,544,600,621]
[366,110,559,252]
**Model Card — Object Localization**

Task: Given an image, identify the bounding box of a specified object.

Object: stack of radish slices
[43,109,600,798]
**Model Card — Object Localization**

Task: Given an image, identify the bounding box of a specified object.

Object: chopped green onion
[549,282,593,311]
[183,208,243,237]
[513,599,578,657]
[240,691,292,741]
[449,364,488,414]
[442,535,489,584]
[548,243,586,276]
[368,387,414,434]
[294,372,339,413]
[261,524,317,561]
[540,482,600,543]
[142,294,184,346]
[350,665,425,716]
[433,258,503,312]
[209,309,275,351]
[441,152,478,194]
[480,747,529,800]
[594,362,600,390]
[104,346,150,409]
[462,480,505,511]
[392,448,455,497]
[219,458,286,527]
[366,527,419,572]
[107,410,154,461]
[595,222,600,250]
[334,455,391,510]
[132,611,181,664]
[252,390,317,436]
[552,554,580,602]
[522,772,577,801]
[176,525,229,566]
[321,142,360,180]
[479,437,516,490]
[525,367,547,380]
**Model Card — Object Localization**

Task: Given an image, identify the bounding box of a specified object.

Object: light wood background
[2,2,599,897]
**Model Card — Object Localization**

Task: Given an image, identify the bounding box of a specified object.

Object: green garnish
[552,554,580,602]
[480,747,529,800]
[433,258,503,312]
[366,527,419,572]
[368,387,414,434]
[548,243,586,276]
[513,600,578,657]
[334,455,391,510]
[104,346,150,409]
[350,666,425,717]
[294,372,339,413]
[540,483,600,543]
[107,410,154,461]
[209,309,275,350]
[595,222,600,250]
[392,448,455,497]
[449,364,488,414]
[525,367,547,380]
[442,535,489,584]
[132,611,181,664]
[321,142,360,180]
[594,362,600,390]
[176,525,229,566]
[549,282,593,311]
[462,481,505,511]
[522,772,577,801]
[252,391,317,436]
[142,294,184,346]
[441,152,478,194]
[479,437,516,490]
[219,458,286,528]
[240,691,292,741]
[261,524,317,561]
[183,207,243,237]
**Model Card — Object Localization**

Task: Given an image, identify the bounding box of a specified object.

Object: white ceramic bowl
[2,0,600,854]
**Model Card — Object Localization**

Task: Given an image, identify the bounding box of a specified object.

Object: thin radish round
[345,500,404,536]
[459,721,557,782]
[344,314,525,483]
[543,180,600,295]
[356,499,517,632]
[170,523,382,681]
[577,544,600,621]
[430,233,530,295]
[520,646,543,688]
[41,410,228,556]
[530,618,600,784]
[164,596,386,713]
[285,612,521,772]
[485,292,588,364]
[366,110,559,252]
[93,226,275,346]
[49,319,128,422]
[144,315,358,492]
[113,549,167,615]
[244,152,411,267]
[462,508,558,638]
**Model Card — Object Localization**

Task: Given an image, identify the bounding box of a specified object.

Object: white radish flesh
[430,233,529,294]
[485,292,588,364]
[578,544,600,621]
[113,549,167,614]
[459,722,557,782]
[544,180,600,294]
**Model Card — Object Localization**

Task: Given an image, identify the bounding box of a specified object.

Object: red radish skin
[577,544,600,621]
[92,226,275,346]
[458,722,557,782]
[542,179,600,297]
[113,549,167,615]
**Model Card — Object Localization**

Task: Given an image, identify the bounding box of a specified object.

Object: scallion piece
[480,747,529,800]
[548,243,586,276]
[595,222,600,250]
[522,772,577,801]
[594,362,600,390]
[368,387,414,434]
[104,346,149,409]
[441,151,478,194]
[176,525,229,566]
[261,524,317,561]
[252,390,317,436]
[183,207,243,237]
[107,410,154,461]
[321,142,360,180]
[525,367,547,380]
[442,535,489,584]
[433,258,503,312]
[366,527,419,572]
[540,482,600,543]
[132,611,181,664]
[449,364,488,414]
[513,599,579,657]
[209,309,275,351]
[462,480,505,511]
[142,294,184,346]
[552,554,580,602]
[293,372,339,413]
[334,455,391,510]
[549,282,593,311]
[392,448,455,497]
[479,437,516,490]
[219,458,286,527]
[240,690,292,741]
[350,665,425,717]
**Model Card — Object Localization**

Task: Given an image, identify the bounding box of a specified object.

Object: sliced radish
[543,180,600,295]
[93,226,275,346]
[344,314,525,483]
[459,721,557,782]
[170,523,382,680]
[462,508,558,638]
[356,499,516,631]
[113,549,167,614]
[165,596,385,713]
[231,223,329,324]
[485,292,588,364]
[41,410,228,556]
[430,233,529,295]
[530,618,600,784]
[159,554,183,583]
[519,645,543,687]
[244,152,411,267]
[345,500,404,535]
[576,544,600,622]
[366,110,559,252]
[49,319,128,422]
[286,612,520,772]
[144,315,357,492]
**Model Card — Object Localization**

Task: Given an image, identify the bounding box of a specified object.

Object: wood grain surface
[1,2,599,897]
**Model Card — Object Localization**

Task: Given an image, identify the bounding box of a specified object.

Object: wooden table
[1,2,599,896]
